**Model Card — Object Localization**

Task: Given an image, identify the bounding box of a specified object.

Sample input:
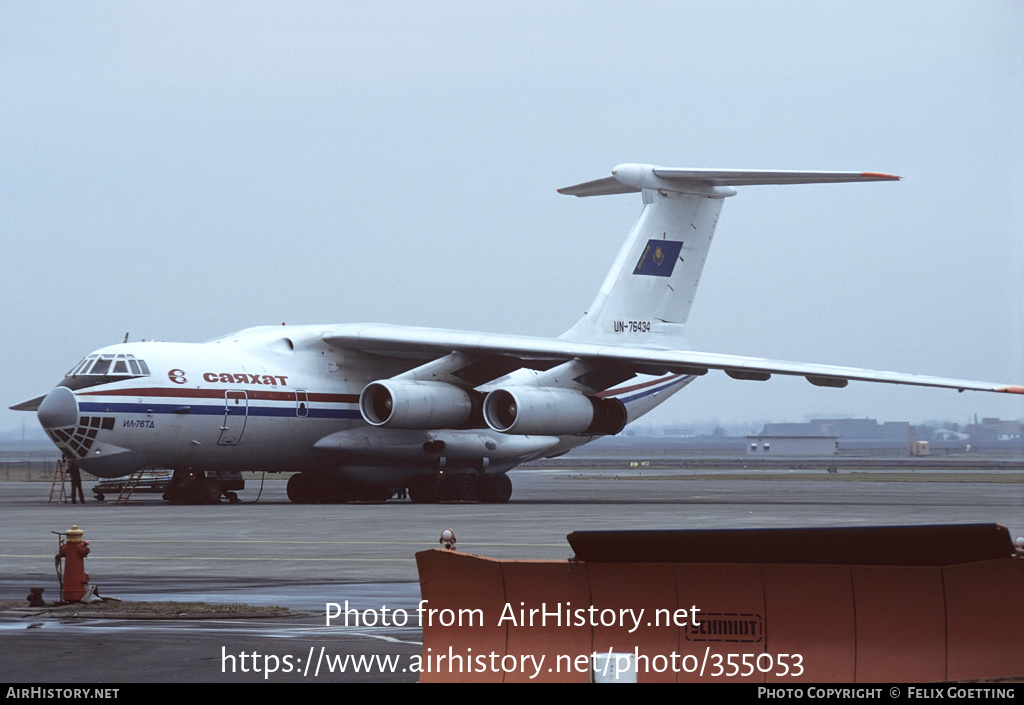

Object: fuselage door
[296,389,309,417]
[218,390,248,446]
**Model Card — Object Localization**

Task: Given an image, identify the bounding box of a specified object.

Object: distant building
[967,418,1024,443]
[760,418,908,440]
[746,435,839,456]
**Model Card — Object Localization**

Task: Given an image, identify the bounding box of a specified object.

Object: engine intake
[360,380,475,429]
[483,387,626,436]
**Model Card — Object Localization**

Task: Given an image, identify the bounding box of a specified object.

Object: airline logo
[165,369,290,386]
[633,239,683,277]
[202,372,289,386]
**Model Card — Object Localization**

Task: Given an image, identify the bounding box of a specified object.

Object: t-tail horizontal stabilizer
[557,164,900,199]
[557,164,900,349]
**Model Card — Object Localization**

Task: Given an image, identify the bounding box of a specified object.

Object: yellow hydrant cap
[65,525,84,543]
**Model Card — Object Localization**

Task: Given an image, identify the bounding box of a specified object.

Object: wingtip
[861,172,901,181]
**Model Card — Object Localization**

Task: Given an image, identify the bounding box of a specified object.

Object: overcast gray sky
[2,1,1021,434]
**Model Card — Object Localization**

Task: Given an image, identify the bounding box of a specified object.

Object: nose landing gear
[164,469,222,504]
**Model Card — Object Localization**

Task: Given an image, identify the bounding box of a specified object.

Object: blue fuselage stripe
[77,402,361,420]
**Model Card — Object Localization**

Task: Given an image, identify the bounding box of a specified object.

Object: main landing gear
[285,471,513,504]
[285,472,392,504]
[407,473,512,504]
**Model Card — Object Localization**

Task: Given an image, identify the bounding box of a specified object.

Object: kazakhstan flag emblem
[633,239,683,277]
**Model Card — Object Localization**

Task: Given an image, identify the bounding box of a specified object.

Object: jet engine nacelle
[483,387,627,436]
[360,380,475,429]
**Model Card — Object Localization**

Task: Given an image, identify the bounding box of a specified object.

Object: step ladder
[47,457,68,503]
[114,469,171,504]
[115,470,146,504]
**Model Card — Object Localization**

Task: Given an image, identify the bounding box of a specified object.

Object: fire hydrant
[57,525,90,602]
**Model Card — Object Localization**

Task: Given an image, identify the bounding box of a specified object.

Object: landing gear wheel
[165,470,218,504]
[199,478,222,504]
[408,475,440,504]
[479,474,512,503]
[352,485,392,502]
[440,474,478,502]
[287,473,315,504]
[324,479,354,504]
[164,471,187,503]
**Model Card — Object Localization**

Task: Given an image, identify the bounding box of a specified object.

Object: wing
[320,166,1017,439]
[323,323,1023,395]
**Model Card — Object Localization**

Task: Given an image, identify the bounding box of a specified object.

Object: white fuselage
[37,325,693,481]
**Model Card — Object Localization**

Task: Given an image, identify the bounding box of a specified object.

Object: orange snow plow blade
[416,524,1024,682]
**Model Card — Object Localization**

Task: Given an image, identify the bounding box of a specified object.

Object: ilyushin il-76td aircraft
[13,164,1023,504]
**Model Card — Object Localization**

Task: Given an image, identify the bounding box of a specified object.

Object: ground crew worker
[67,459,85,504]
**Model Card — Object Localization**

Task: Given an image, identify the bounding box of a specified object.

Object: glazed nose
[37,387,79,429]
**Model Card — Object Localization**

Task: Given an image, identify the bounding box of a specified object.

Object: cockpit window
[68,359,91,376]
[60,354,151,391]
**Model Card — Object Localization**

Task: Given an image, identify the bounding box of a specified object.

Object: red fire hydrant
[57,525,90,602]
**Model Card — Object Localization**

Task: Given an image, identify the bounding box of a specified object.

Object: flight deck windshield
[59,353,151,390]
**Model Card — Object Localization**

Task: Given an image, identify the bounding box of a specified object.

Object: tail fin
[558,164,898,349]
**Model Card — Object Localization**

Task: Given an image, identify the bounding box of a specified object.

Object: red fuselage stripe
[76,387,359,404]
[596,373,684,398]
